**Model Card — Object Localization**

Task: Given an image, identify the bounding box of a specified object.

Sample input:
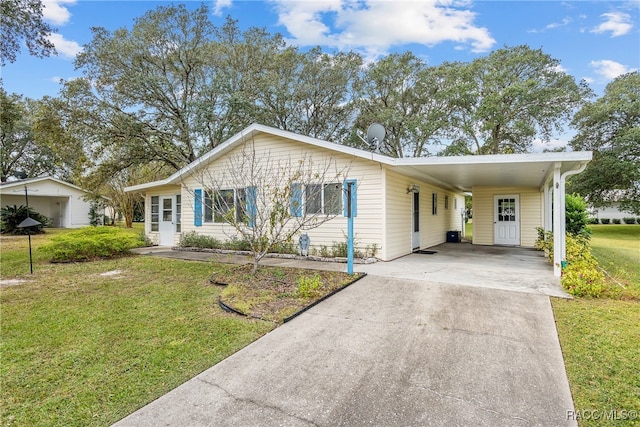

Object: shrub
[535,229,605,297]
[562,234,604,297]
[612,218,621,224]
[1,205,49,235]
[39,227,145,262]
[296,274,323,298]
[565,194,590,236]
[587,217,599,224]
[179,231,221,249]
[623,217,637,224]
[600,218,610,224]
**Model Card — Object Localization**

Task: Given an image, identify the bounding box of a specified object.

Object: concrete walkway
[113,275,576,426]
[115,247,576,426]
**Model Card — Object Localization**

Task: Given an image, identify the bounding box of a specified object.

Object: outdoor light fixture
[407,183,419,194]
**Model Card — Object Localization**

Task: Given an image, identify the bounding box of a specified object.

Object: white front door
[159,196,174,246]
[494,195,520,245]
[412,191,420,249]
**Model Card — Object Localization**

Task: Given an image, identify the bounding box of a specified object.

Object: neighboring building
[589,202,635,222]
[126,123,592,277]
[0,177,101,228]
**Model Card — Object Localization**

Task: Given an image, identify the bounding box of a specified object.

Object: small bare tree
[188,140,351,273]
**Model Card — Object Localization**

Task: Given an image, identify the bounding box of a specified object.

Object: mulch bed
[211,264,364,323]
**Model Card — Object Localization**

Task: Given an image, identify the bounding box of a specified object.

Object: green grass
[590,225,640,297]
[1,229,273,426]
[553,224,640,426]
[552,299,640,426]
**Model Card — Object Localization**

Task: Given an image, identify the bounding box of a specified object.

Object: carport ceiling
[394,152,592,192]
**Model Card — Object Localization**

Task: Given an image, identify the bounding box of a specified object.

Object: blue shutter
[194,189,202,226]
[290,183,302,217]
[246,186,257,227]
[343,180,357,217]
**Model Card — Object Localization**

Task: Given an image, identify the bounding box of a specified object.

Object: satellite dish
[366,123,385,152]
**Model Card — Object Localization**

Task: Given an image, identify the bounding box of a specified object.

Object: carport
[393,151,592,276]
[356,242,569,297]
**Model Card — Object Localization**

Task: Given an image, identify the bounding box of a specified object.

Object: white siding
[1,180,94,228]
[383,169,466,260]
[472,186,542,247]
[179,134,385,257]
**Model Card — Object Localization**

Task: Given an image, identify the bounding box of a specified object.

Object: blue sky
[1,0,638,149]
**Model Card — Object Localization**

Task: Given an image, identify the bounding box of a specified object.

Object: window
[202,188,254,225]
[445,195,449,210]
[214,189,234,222]
[305,184,322,214]
[454,197,458,210]
[297,183,342,215]
[162,198,172,221]
[150,196,159,231]
[323,183,341,215]
[432,193,438,215]
[204,190,213,223]
[176,195,181,232]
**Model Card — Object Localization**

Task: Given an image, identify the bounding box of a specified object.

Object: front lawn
[552,224,640,426]
[1,227,361,426]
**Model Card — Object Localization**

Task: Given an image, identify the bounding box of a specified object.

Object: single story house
[0,176,102,228]
[126,123,592,277]
[589,202,636,222]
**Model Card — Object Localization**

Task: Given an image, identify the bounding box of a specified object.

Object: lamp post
[17,186,41,274]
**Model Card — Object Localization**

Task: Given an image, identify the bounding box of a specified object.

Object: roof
[0,176,89,194]
[125,123,592,193]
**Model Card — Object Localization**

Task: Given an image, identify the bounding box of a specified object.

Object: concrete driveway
[113,274,576,426]
[357,242,569,298]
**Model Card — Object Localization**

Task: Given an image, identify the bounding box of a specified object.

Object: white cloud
[589,59,637,80]
[47,33,83,59]
[42,0,76,26]
[591,12,633,37]
[271,0,495,57]
[213,0,232,16]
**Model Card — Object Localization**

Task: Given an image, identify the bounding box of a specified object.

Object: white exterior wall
[143,185,181,245]
[1,180,95,228]
[472,186,543,247]
[589,203,634,221]
[383,169,465,260]
[178,134,385,257]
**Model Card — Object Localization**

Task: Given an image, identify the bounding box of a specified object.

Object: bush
[587,217,599,224]
[1,205,49,235]
[40,227,145,262]
[562,234,604,297]
[612,218,621,224]
[600,218,610,224]
[536,229,604,297]
[623,217,637,224]
[179,231,222,249]
[565,194,590,236]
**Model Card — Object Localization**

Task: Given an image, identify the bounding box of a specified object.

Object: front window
[150,196,159,231]
[299,183,341,215]
[214,189,234,222]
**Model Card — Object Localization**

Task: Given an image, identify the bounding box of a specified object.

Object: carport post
[552,165,562,277]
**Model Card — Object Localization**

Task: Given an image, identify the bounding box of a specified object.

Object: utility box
[447,231,460,243]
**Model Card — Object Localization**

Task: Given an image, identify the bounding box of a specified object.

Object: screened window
[300,183,341,215]
[445,195,449,210]
[432,193,438,215]
[214,189,234,222]
[150,196,159,231]
[305,184,322,214]
[176,195,181,232]
[323,183,342,215]
[204,190,214,223]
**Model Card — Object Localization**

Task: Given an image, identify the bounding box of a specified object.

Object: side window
[175,195,181,232]
[432,193,438,215]
[150,196,159,231]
